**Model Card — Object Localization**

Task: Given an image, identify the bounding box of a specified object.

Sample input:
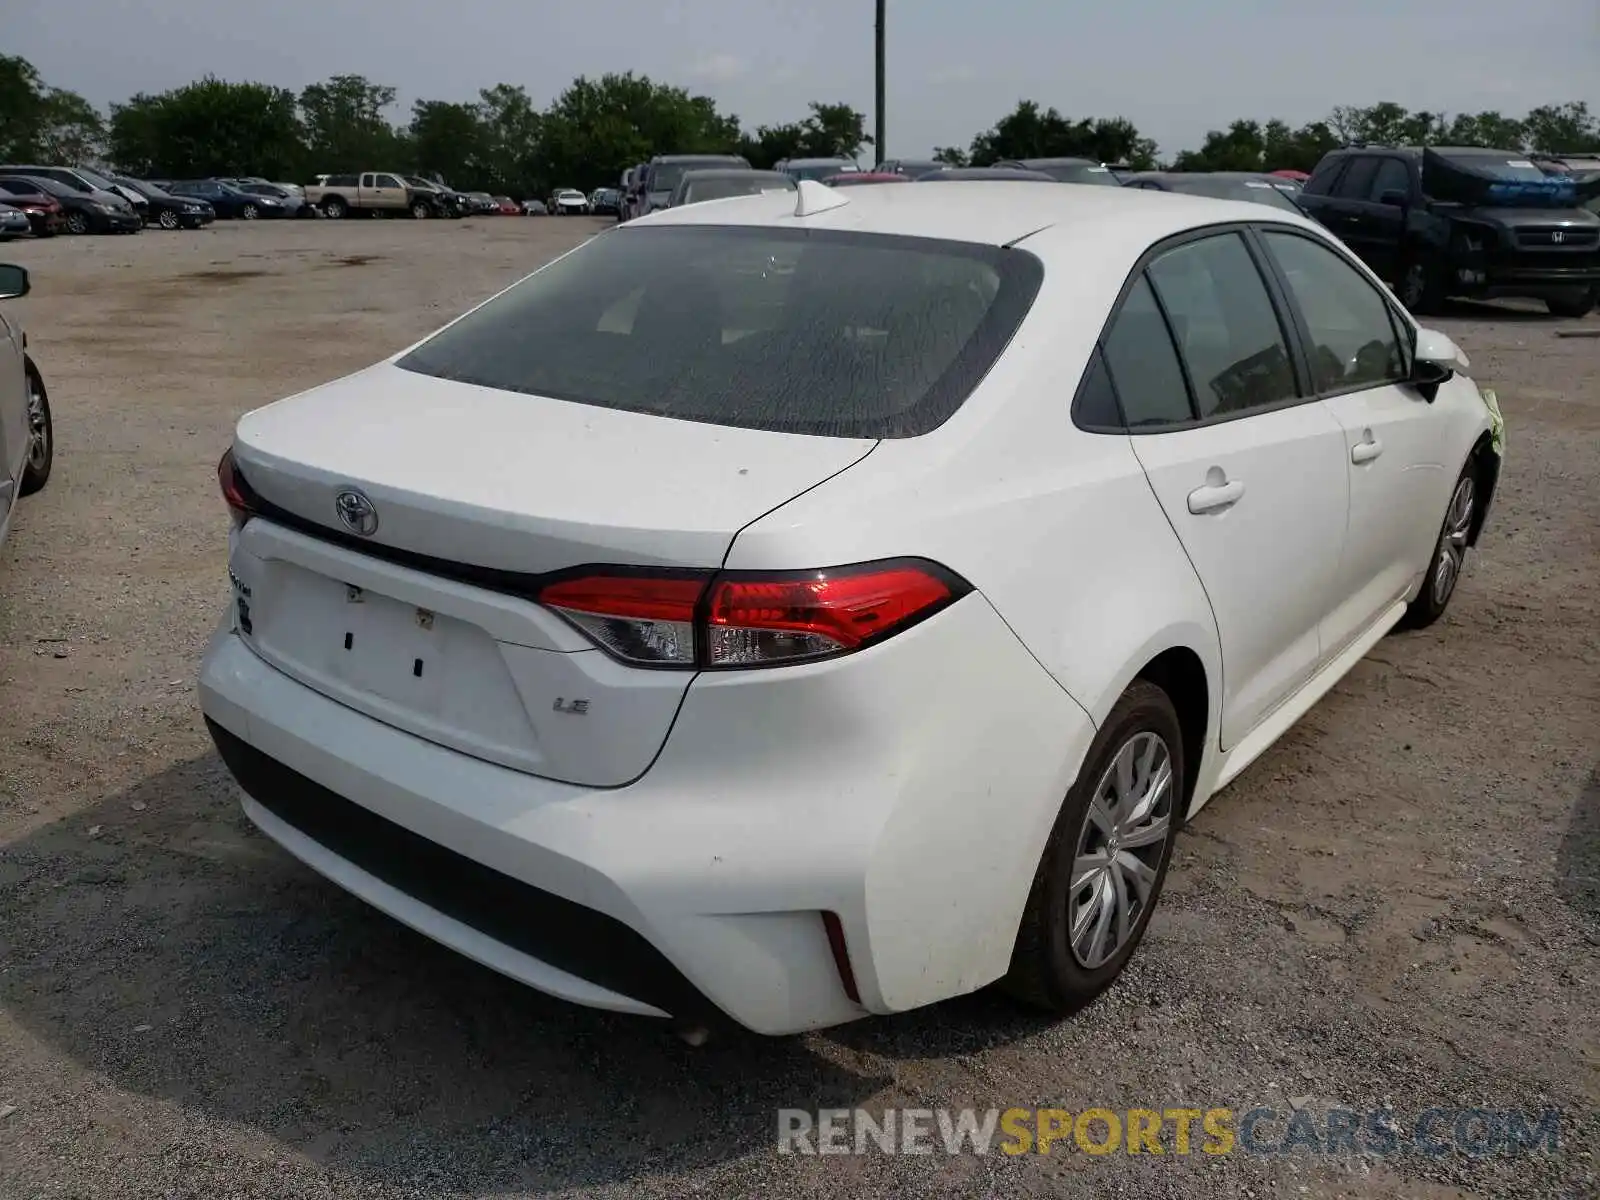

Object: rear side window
[1303,158,1345,196]
[1146,233,1298,418]
[1072,348,1123,428]
[1100,275,1193,427]
[398,225,1044,439]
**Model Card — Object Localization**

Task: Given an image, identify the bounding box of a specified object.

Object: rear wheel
[1003,681,1183,1012]
[1546,288,1596,318]
[19,358,52,496]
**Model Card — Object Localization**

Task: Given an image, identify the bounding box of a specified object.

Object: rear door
[1109,230,1350,749]
[1257,227,1452,652]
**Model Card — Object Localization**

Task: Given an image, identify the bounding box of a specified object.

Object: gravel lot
[0,217,1595,1200]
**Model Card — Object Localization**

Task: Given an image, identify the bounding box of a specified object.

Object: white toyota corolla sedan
[200,180,1503,1036]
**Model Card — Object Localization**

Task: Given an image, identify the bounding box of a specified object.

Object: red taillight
[539,573,706,666]
[217,448,256,528]
[707,564,954,666]
[536,559,965,670]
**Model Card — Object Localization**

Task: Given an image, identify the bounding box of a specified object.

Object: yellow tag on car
[1480,387,1505,455]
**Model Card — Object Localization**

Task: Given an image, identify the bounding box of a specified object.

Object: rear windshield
[684,175,795,202]
[1034,163,1118,185]
[650,160,745,193]
[1170,177,1302,212]
[398,225,1043,438]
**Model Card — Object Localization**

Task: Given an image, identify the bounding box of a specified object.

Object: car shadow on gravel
[0,754,889,1192]
[1556,765,1600,931]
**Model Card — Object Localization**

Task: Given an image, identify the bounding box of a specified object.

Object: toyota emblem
[334,489,379,537]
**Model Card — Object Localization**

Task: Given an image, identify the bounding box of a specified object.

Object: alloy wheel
[241,204,258,220]
[1431,476,1475,606]
[158,210,179,229]
[26,371,49,471]
[1068,731,1175,969]
[65,212,88,235]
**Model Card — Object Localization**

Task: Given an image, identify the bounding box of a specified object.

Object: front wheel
[1003,680,1183,1013]
[157,209,180,230]
[1397,255,1447,314]
[321,198,347,220]
[240,203,259,220]
[1546,288,1596,319]
[411,201,431,219]
[1402,466,1477,629]
[19,358,52,496]
[63,211,89,235]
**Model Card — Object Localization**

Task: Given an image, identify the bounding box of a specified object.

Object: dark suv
[1298,145,1600,316]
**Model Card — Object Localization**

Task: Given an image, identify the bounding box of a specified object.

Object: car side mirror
[1410,326,1469,401]
[1378,189,1409,208]
[0,263,30,299]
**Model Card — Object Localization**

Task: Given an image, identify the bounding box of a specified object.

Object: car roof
[652,154,746,163]
[1006,157,1101,167]
[636,177,1326,249]
[918,167,1060,182]
[682,169,790,182]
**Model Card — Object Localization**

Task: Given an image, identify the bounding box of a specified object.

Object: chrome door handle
[1187,479,1245,514]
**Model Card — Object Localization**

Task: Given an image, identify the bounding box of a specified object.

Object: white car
[0,264,53,553]
[199,182,1502,1037]
[550,189,588,216]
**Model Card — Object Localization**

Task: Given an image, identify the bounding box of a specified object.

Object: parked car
[0,205,29,239]
[668,170,796,208]
[0,180,62,237]
[494,196,520,216]
[637,154,752,216]
[109,176,215,229]
[549,189,589,216]
[875,159,943,179]
[1124,171,1305,213]
[198,182,1503,1038]
[916,167,1059,183]
[8,175,139,234]
[401,177,467,218]
[993,157,1121,186]
[521,199,548,216]
[589,188,622,216]
[0,264,53,553]
[463,192,499,215]
[1297,145,1600,316]
[0,165,148,222]
[233,181,316,219]
[824,172,912,188]
[161,179,289,220]
[774,158,861,183]
[304,174,438,219]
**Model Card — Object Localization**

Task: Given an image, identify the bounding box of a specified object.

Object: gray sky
[10,0,1598,160]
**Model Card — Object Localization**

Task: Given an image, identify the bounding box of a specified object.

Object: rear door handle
[1187,479,1245,514]
[1351,434,1384,464]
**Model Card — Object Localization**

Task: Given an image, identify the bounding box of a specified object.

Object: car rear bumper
[198,590,1093,1034]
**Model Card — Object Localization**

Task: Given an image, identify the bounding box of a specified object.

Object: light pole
[875,0,886,164]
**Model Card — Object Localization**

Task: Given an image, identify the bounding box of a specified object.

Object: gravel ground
[0,218,1595,1200]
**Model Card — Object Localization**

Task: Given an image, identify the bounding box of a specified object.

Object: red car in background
[823,172,913,187]
[0,179,62,237]
[494,196,519,215]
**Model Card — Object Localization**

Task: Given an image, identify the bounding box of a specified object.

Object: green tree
[966,101,1157,168]
[1444,111,1528,150]
[0,55,105,163]
[1521,102,1600,153]
[537,72,742,192]
[299,75,407,173]
[475,84,543,195]
[931,145,970,166]
[737,103,872,167]
[1173,118,1337,173]
[409,99,486,189]
[108,78,304,178]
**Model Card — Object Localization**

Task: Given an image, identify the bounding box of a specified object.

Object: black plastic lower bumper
[205,717,725,1026]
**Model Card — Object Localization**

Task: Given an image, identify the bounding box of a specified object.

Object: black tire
[157,209,180,230]
[240,202,259,220]
[411,200,431,219]
[1401,461,1479,629]
[19,357,52,496]
[1002,680,1184,1012]
[1396,254,1447,315]
[321,197,347,220]
[1545,288,1596,319]
[63,211,89,235]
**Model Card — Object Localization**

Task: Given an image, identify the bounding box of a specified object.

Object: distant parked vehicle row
[0,170,140,234]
